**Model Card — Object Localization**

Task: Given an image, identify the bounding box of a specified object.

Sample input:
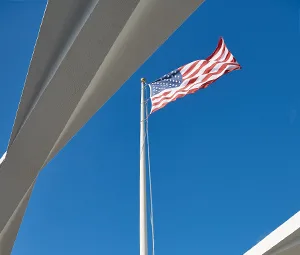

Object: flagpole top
[141,78,146,83]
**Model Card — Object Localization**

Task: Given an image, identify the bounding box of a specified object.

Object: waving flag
[148,37,241,113]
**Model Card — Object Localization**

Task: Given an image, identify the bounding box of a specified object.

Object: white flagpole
[140,78,148,255]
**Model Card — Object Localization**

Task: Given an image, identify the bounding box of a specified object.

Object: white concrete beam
[244,211,300,255]
[0,1,205,254]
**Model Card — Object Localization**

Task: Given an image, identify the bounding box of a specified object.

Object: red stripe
[201,63,239,83]
[206,37,224,61]
[151,83,207,113]
[182,60,208,79]
[185,77,200,87]
[152,88,179,102]
[180,61,199,77]
[215,42,226,62]
[202,62,219,74]
[223,51,233,63]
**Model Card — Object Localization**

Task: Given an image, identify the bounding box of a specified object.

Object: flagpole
[140,78,148,255]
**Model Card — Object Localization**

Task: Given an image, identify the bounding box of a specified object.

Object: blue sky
[0,0,300,254]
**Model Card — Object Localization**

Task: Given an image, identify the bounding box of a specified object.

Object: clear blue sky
[0,0,300,254]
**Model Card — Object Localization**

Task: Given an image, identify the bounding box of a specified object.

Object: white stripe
[187,64,239,91]
[218,47,229,62]
[192,62,238,86]
[185,61,227,84]
[180,61,198,76]
[185,61,218,80]
[151,88,190,111]
[151,81,188,104]
[183,60,206,79]
[151,79,196,106]
[226,54,234,63]
[209,40,225,61]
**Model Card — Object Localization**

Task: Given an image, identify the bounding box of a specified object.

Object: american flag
[148,37,241,113]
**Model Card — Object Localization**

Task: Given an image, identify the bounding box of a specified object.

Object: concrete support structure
[245,211,300,255]
[0,1,204,254]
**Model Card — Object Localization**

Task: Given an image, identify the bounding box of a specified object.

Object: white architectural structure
[0,1,204,254]
[245,211,300,255]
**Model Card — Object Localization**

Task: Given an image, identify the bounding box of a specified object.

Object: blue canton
[149,69,183,97]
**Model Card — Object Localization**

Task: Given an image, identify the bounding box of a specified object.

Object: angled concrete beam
[0,1,205,254]
[244,211,300,255]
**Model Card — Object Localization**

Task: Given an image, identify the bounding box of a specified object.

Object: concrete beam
[244,211,300,255]
[0,1,205,254]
